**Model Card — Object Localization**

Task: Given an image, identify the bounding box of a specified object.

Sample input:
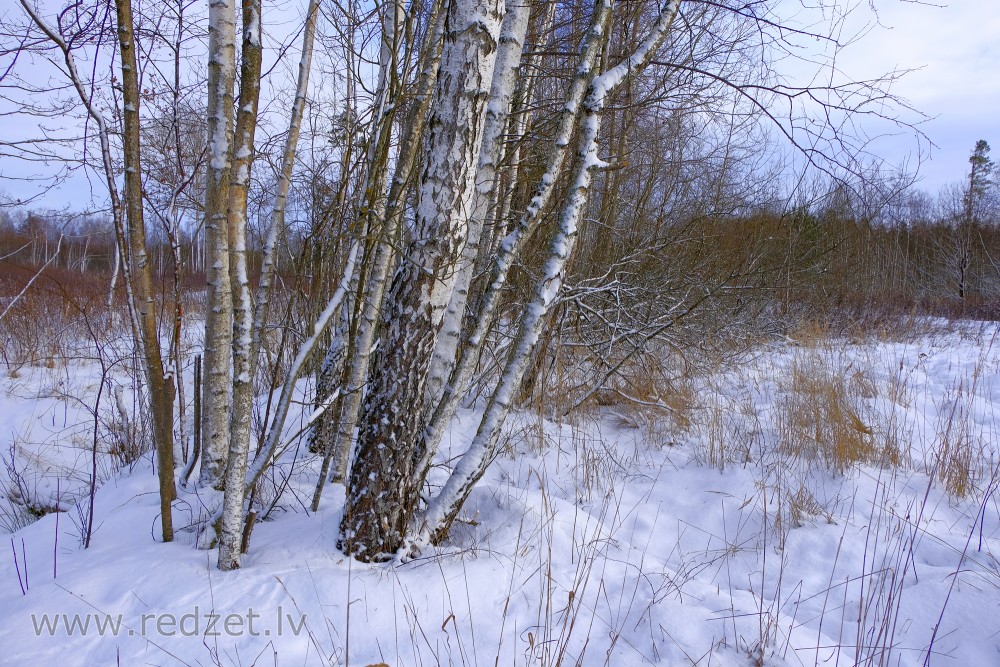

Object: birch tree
[338,0,505,559]
[337,0,668,560]
[216,0,263,571]
[424,0,531,410]
[414,0,684,547]
[309,0,436,496]
[199,0,238,489]
[321,0,446,490]
[2,0,928,568]
[213,0,335,568]
[417,0,612,479]
[15,0,178,543]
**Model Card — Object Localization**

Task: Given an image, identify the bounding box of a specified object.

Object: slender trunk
[425,0,531,411]
[309,0,406,497]
[245,241,361,494]
[218,0,263,570]
[200,0,238,488]
[416,0,612,486]
[472,1,555,285]
[115,0,177,542]
[253,0,321,452]
[17,0,176,542]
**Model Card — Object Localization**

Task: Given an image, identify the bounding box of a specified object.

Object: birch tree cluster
[0,0,926,567]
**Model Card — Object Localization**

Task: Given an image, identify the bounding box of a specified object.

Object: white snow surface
[0,322,998,666]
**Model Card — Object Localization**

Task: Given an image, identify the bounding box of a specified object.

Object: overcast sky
[841,0,1000,191]
[0,0,996,212]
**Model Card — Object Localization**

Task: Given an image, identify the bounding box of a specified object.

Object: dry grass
[776,350,900,473]
[553,317,996,508]
[934,377,987,499]
[693,390,760,470]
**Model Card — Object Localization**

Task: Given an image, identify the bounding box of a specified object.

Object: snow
[0,323,998,665]
[245,4,261,49]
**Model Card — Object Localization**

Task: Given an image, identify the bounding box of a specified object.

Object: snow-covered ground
[0,322,998,666]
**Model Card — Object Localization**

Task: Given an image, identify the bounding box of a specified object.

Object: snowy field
[0,322,998,666]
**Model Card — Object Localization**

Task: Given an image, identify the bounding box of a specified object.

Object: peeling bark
[413,0,684,550]
[200,0,238,489]
[218,0,263,571]
[339,0,505,560]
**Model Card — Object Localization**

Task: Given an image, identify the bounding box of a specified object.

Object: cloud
[837,0,1000,189]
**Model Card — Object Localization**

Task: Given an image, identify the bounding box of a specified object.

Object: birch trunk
[415,0,613,486]
[339,0,504,560]
[308,0,409,502]
[218,0,262,571]
[424,0,530,411]
[472,1,555,284]
[199,239,361,543]
[200,0,238,489]
[245,240,361,493]
[324,1,445,487]
[253,0,321,356]
[412,0,684,549]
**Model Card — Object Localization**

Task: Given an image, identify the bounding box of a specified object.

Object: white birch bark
[218,0,263,570]
[197,239,361,543]
[411,0,684,551]
[244,240,361,493]
[415,0,613,485]
[472,0,555,281]
[339,0,505,560]
[253,0,320,352]
[200,0,238,489]
[309,0,408,498]
[325,1,446,486]
[425,0,530,410]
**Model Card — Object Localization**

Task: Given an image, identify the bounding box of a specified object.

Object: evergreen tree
[965,140,994,225]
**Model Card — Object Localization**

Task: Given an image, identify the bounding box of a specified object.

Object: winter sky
[837,0,1000,192]
[0,0,996,211]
